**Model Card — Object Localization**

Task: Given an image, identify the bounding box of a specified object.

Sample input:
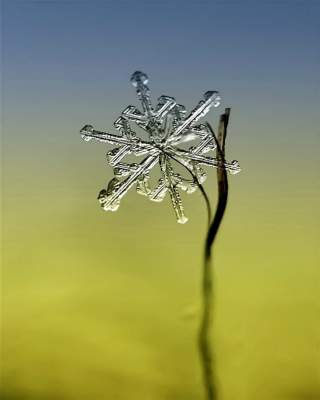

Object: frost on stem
[80,71,240,223]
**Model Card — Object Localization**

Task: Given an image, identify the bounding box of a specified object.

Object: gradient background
[2,1,320,399]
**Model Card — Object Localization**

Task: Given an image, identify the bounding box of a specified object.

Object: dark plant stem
[198,109,230,400]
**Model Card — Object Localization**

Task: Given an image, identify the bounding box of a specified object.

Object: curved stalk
[198,109,230,400]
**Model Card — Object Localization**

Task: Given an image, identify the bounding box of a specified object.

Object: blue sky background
[3,0,320,168]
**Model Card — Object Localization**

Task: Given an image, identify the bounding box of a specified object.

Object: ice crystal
[80,71,240,224]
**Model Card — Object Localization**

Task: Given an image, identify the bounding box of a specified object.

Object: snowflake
[80,71,240,224]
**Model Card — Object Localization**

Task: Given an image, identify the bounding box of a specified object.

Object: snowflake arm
[98,153,160,211]
[166,147,241,175]
[159,154,188,224]
[130,71,153,115]
[80,124,154,154]
[168,91,221,144]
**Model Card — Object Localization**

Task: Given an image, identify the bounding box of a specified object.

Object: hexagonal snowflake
[80,71,240,223]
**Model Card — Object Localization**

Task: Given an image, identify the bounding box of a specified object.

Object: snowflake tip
[204,91,221,107]
[80,125,94,141]
[130,71,149,87]
[178,215,188,224]
[229,160,241,175]
[81,124,94,134]
[98,189,120,212]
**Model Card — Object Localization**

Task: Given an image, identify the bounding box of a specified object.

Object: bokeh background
[2,1,320,399]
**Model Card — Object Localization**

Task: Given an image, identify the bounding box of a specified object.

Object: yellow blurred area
[2,119,320,400]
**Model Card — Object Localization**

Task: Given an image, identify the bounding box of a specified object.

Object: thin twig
[198,109,230,400]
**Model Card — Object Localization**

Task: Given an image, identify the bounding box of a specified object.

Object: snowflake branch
[169,91,221,142]
[80,125,154,152]
[167,148,241,174]
[159,154,188,224]
[98,153,159,211]
[164,150,212,227]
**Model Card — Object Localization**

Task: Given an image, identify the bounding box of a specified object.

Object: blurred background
[2,1,320,399]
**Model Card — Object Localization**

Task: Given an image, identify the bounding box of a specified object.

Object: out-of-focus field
[2,129,320,399]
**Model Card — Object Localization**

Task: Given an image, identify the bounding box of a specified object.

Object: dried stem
[198,109,230,400]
